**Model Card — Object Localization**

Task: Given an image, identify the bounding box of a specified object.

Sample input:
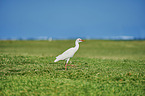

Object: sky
[0,0,145,40]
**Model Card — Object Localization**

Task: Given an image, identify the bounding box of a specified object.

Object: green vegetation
[0,40,145,95]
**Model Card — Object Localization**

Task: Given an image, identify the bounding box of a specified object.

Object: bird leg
[65,58,76,70]
[65,63,75,70]
[65,63,67,70]
[67,64,76,67]
[65,58,70,70]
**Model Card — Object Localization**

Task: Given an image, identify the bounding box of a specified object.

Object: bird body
[54,38,84,70]
[54,47,77,62]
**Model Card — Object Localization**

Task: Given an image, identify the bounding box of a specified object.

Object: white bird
[54,38,84,70]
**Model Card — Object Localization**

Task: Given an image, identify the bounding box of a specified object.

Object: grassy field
[0,40,145,95]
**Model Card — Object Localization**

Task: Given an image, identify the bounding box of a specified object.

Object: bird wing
[56,47,76,60]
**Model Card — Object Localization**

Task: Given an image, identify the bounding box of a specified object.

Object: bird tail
[54,54,62,62]
[54,58,59,62]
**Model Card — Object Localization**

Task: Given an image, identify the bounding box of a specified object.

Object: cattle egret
[54,38,84,70]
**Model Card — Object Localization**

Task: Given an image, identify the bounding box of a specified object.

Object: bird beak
[80,39,85,42]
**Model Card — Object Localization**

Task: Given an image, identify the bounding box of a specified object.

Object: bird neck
[75,40,79,50]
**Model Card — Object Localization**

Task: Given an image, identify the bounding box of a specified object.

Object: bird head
[76,38,85,43]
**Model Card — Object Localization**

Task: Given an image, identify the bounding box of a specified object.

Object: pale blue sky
[0,0,145,39]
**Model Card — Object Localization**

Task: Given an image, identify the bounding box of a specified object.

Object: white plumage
[54,48,76,62]
[54,38,84,70]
